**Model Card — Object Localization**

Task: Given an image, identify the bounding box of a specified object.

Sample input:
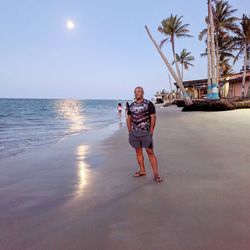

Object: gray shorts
[128,132,153,149]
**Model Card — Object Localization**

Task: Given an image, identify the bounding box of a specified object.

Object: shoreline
[0,113,123,160]
[0,98,124,160]
[1,106,250,249]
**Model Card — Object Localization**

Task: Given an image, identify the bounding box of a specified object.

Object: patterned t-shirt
[127,99,156,136]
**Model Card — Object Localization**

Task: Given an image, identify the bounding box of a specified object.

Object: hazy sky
[0,0,249,100]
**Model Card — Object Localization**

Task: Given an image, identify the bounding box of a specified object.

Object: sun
[66,20,75,30]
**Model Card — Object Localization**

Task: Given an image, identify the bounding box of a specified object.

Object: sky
[0,0,249,100]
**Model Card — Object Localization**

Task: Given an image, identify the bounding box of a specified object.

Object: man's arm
[148,101,156,135]
[127,115,132,132]
[150,114,156,135]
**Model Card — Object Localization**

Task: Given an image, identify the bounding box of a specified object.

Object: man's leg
[135,147,146,173]
[146,148,159,177]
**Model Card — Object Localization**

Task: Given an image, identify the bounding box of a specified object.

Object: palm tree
[220,57,234,78]
[232,15,250,98]
[200,0,239,97]
[213,0,239,82]
[173,49,195,81]
[212,0,239,34]
[219,58,234,97]
[207,21,212,98]
[168,74,173,92]
[158,14,192,84]
[145,26,193,105]
[208,0,220,99]
[201,32,235,73]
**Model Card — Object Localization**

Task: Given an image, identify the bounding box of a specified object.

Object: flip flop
[133,171,146,177]
[154,176,163,182]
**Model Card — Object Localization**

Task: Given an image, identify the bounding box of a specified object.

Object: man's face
[134,87,144,100]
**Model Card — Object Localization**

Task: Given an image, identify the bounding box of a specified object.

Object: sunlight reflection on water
[55,100,91,198]
[74,144,90,197]
[55,99,86,134]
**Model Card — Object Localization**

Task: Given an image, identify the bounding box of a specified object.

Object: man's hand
[127,115,132,133]
[150,114,156,136]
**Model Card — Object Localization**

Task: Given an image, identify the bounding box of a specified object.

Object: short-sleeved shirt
[127,99,156,136]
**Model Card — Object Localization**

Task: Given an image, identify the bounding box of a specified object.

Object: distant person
[127,86,162,182]
[117,103,123,114]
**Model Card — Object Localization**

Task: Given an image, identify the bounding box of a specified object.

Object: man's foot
[133,171,146,177]
[154,175,163,182]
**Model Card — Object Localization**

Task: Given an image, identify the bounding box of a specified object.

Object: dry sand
[1,106,250,250]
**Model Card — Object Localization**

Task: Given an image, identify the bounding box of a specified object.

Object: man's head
[134,86,144,100]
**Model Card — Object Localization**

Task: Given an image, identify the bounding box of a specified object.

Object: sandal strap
[154,176,162,182]
[134,171,146,176]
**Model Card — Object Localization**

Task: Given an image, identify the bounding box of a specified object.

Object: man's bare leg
[135,147,146,174]
[146,148,160,177]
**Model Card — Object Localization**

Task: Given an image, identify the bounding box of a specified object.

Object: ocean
[0,98,128,159]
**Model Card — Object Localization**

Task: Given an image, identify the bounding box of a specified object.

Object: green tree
[145,26,193,105]
[173,49,194,81]
[158,14,192,83]
[232,15,250,98]
[220,57,234,78]
[199,0,239,83]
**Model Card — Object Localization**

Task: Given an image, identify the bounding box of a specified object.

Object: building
[174,71,250,99]
[155,90,181,103]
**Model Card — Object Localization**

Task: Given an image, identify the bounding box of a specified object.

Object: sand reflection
[74,144,90,197]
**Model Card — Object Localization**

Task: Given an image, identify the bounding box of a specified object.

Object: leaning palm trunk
[145,25,192,105]
[242,44,247,99]
[168,74,173,92]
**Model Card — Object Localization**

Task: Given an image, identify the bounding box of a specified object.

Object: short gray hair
[134,86,144,92]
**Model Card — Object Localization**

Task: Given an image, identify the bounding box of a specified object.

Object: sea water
[0,98,128,159]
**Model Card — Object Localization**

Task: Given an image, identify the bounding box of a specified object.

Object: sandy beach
[1,106,250,250]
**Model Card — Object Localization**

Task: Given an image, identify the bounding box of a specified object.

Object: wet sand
[1,106,250,250]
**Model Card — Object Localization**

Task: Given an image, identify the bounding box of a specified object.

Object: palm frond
[199,28,208,41]
[159,38,169,48]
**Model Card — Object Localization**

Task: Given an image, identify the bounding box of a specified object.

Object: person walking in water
[117,103,123,114]
[127,86,162,182]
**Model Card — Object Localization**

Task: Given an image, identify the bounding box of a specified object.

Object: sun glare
[66,20,75,30]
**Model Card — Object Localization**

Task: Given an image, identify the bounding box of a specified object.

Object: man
[127,86,162,182]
